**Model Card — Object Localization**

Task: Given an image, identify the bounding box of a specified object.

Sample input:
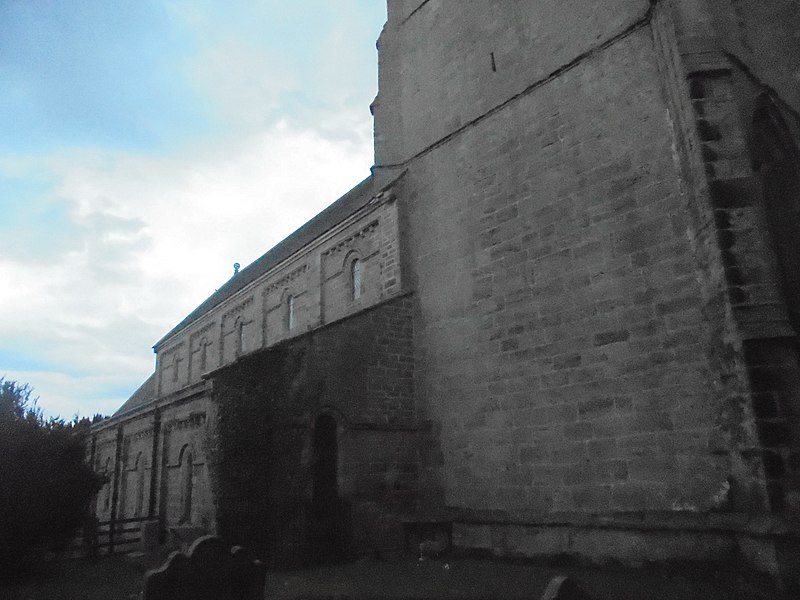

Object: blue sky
[0,1,387,418]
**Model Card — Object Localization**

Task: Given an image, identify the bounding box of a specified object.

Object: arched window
[199,336,208,372]
[133,453,145,518]
[103,458,112,512]
[286,294,295,331]
[171,353,179,383]
[236,317,245,354]
[351,258,363,300]
[179,446,193,524]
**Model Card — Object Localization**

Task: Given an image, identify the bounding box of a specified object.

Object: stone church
[90,0,800,588]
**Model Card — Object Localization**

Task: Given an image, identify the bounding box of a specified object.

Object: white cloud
[185,38,299,129]
[0,0,385,420]
[0,114,374,418]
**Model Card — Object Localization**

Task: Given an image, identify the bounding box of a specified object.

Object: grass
[0,552,778,600]
[0,555,146,600]
[265,555,778,600]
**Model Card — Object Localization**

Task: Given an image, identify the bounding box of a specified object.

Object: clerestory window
[287,294,295,330]
[236,317,245,355]
[351,258,363,300]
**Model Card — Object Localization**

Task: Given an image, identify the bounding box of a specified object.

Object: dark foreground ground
[0,553,778,600]
[264,556,776,600]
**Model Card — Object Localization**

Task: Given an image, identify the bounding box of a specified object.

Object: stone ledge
[448,508,800,539]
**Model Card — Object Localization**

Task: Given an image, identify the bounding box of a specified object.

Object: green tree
[0,377,104,578]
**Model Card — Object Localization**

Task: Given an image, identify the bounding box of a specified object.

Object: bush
[0,377,104,578]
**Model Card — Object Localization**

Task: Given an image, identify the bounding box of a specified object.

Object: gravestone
[539,575,594,600]
[142,535,266,600]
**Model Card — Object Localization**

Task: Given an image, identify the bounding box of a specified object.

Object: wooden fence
[96,516,149,555]
[58,516,152,559]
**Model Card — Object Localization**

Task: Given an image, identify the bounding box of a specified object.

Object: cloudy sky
[0,1,387,419]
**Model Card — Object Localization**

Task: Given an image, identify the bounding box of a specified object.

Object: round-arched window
[103,458,112,511]
[236,317,245,354]
[286,294,296,330]
[179,446,193,524]
[351,259,362,300]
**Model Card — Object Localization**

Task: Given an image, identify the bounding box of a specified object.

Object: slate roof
[112,373,156,417]
[154,174,377,349]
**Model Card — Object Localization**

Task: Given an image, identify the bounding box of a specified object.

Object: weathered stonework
[211,295,418,565]
[91,0,800,592]
[89,183,410,557]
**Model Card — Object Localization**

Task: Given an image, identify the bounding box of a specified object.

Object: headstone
[141,535,266,600]
[168,524,207,552]
[142,551,190,600]
[539,575,594,600]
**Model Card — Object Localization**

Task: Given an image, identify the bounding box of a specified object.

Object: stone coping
[446,508,800,539]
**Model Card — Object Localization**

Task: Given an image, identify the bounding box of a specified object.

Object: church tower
[374,0,800,590]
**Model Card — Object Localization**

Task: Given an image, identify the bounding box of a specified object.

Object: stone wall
[155,193,402,399]
[116,418,155,521]
[89,180,405,552]
[375,0,652,166]
[157,398,215,530]
[393,16,757,515]
[670,0,800,112]
[375,0,800,587]
[93,427,120,523]
[210,294,423,565]
[682,58,800,512]
[90,393,215,538]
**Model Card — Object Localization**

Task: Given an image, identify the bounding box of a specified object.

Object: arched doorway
[102,457,113,516]
[309,414,348,562]
[312,414,338,513]
[179,446,193,524]
[133,454,145,518]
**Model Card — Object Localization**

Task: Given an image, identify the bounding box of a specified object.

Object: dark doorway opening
[309,414,349,563]
[312,414,338,515]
